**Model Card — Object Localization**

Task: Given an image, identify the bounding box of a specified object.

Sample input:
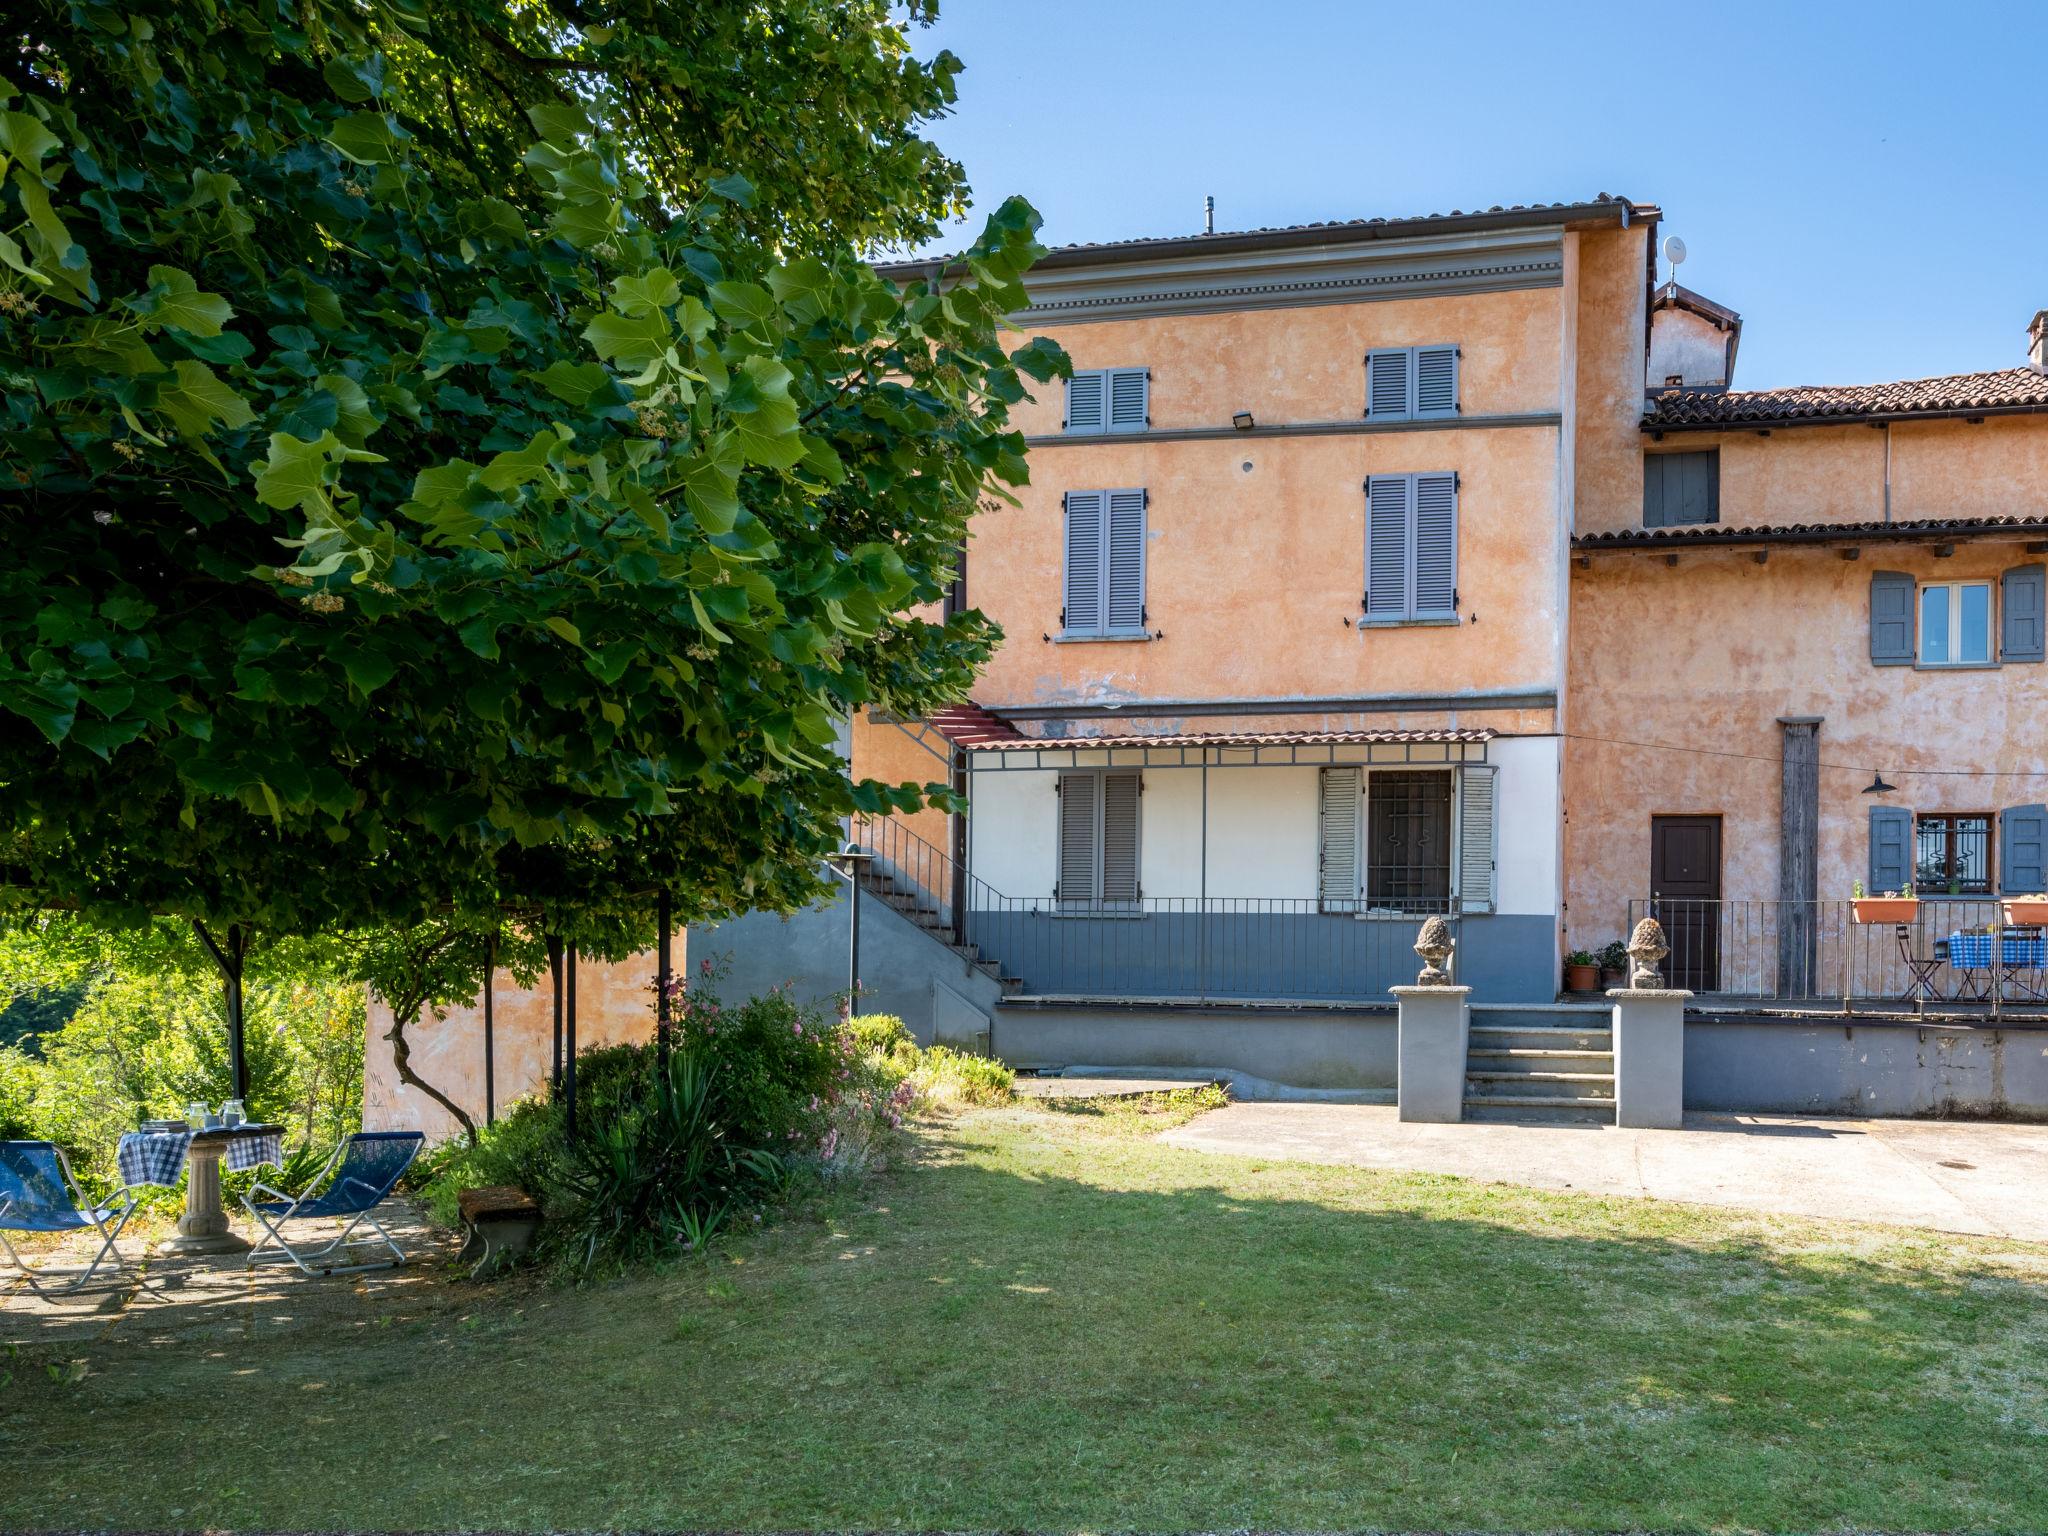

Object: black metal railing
[851,813,1457,1003]
[1623,897,2048,1016]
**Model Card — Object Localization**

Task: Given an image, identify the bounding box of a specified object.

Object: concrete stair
[856,867,1024,995]
[1463,1004,1615,1124]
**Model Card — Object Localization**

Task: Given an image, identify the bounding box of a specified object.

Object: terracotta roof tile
[1645,368,2048,429]
[924,703,1023,745]
[1575,515,2048,551]
[960,727,1496,753]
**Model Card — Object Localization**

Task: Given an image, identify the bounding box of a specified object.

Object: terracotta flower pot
[1851,897,1919,924]
[1564,963,1600,992]
[1600,967,1628,990]
[2002,898,2048,928]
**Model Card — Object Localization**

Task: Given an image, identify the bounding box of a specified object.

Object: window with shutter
[1062,491,1104,635]
[2002,564,2046,662]
[1365,345,1459,419]
[1063,488,1146,637]
[1056,769,1141,908]
[1107,369,1148,432]
[1868,805,1914,893]
[2000,804,2047,894]
[1457,764,1498,914]
[1643,450,1719,527]
[1318,767,1361,912]
[1100,771,1142,906]
[1064,368,1147,435]
[1869,570,1915,666]
[1056,771,1099,906]
[1065,371,1106,434]
[1363,472,1458,622]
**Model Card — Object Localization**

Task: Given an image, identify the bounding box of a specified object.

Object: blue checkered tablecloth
[117,1126,285,1189]
[1948,932,2048,969]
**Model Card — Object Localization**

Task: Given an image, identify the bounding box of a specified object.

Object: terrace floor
[1166,1103,2048,1241]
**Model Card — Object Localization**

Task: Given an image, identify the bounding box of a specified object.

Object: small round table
[155,1124,285,1259]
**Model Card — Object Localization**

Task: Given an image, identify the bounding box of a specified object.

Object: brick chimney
[2032,310,2048,375]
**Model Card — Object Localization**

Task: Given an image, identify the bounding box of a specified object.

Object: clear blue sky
[909,1,2048,391]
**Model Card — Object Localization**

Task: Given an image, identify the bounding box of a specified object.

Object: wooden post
[1778,716,1823,997]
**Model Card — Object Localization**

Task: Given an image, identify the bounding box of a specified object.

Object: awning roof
[960,726,1496,753]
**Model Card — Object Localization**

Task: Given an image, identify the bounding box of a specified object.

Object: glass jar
[184,1100,208,1130]
[221,1098,246,1128]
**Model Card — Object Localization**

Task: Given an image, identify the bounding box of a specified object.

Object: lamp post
[828,847,875,1017]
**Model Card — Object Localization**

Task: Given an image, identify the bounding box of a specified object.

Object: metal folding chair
[241,1131,424,1277]
[1,1141,146,1299]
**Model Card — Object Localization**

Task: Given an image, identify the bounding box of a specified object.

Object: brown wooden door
[1651,815,1721,991]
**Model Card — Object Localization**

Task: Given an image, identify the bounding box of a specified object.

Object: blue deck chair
[241,1131,424,1277]
[1,1141,146,1298]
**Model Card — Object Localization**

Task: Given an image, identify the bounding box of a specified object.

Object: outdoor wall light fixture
[1232,410,1255,430]
[1862,772,1897,794]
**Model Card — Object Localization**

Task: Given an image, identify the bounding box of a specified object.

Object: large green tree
[0,0,1057,935]
[0,0,1059,1129]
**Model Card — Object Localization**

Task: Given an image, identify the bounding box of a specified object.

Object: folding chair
[241,1131,424,1277]
[1,1141,146,1298]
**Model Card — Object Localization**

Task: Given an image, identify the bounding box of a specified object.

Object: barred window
[1915,813,1993,896]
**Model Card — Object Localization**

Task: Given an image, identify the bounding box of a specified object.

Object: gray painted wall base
[687,885,1003,1048]
[1686,1018,2048,1120]
[995,1001,1396,1090]
[1612,989,1688,1129]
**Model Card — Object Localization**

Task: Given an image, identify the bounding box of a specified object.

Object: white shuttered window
[1065,368,1149,434]
[1057,769,1142,908]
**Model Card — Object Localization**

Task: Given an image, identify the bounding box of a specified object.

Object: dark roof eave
[1574,517,2048,554]
[1644,399,2048,434]
[881,199,1657,285]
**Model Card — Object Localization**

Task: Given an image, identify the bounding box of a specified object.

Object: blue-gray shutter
[1318,767,1361,911]
[1644,450,1719,528]
[1063,491,1105,634]
[1415,345,1459,417]
[1056,771,1098,904]
[1868,805,1914,894]
[1106,368,1148,433]
[1366,349,1410,419]
[1457,763,1497,914]
[1105,489,1147,632]
[1869,570,1915,665]
[1100,771,1142,905]
[1065,370,1106,434]
[1365,475,1410,617]
[1412,472,1458,618]
[2001,804,2048,894]
[2001,564,2046,662]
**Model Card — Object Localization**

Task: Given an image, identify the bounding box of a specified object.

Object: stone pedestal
[155,1138,252,1257]
[1610,988,1690,1129]
[1394,985,1471,1123]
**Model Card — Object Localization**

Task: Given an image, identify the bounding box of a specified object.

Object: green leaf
[544,615,583,647]
[155,360,255,440]
[706,173,755,208]
[339,646,397,694]
[680,450,740,534]
[0,111,61,170]
[527,359,614,408]
[326,111,402,165]
[582,310,671,371]
[708,280,777,331]
[139,266,233,338]
[610,268,680,318]
[526,102,591,148]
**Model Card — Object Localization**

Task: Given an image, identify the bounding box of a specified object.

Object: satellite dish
[1662,234,1688,268]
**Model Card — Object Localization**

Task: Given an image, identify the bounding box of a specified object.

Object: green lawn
[5,1093,2048,1533]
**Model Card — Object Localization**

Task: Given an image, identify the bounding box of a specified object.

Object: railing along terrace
[851,814,1456,1003]
[1624,897,2048,1016]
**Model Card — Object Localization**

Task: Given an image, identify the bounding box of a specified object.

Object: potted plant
[1564,949,1600,993]
[1850,879,1918,924]
[1596,939,1629,990]
[2003,892,2048,927]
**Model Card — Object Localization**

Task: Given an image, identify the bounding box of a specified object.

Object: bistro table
[116,1122,285,1258]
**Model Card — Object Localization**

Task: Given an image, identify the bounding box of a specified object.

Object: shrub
[908,1046,1013,1108]
[847,1013,914,1058]
[671,976,844,1152]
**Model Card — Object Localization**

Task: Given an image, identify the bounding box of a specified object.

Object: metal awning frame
[962,738,1490,772]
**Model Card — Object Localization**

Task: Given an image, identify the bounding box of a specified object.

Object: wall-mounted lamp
[1862,772,1897,794]
[1232,410,1255,431]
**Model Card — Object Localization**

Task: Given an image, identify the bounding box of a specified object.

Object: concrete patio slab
[1162,1103,2048,1242]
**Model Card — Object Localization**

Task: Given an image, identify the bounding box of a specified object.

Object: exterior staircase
[1463,1004,1615,1123]
[848,820,1024,996]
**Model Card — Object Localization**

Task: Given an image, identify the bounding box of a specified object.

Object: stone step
[1467,1048,1615,1070]
[1464,1089,1618,1110]
[1467,1068,1615,1085]
[1470,1026,1613,1051]
[1465,1074,1616,1102]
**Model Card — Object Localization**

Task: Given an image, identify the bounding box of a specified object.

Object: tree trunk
[385,1003,478,1146]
